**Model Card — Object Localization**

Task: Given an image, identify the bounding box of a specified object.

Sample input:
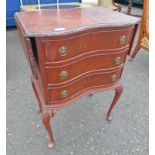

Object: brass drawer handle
[111,74,117,82]
[115,57,121,65]
[120,36,126,44]
[61,90,68,98]
[59,71,68,79]
[59,47,68,56]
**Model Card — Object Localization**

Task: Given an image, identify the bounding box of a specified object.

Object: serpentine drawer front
[47,68,123,104]
[43,27,134,62]
[15,7,139,148]
[45,50,127,84]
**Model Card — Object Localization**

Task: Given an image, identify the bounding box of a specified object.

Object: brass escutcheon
[120,36,126,44]
[61,90,68,97]
[59,47,68,56]
[115,57,121,65]
[59,71,68,79]
[111,74,117,82]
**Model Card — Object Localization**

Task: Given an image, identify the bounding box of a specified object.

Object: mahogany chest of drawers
[15,7,139,148]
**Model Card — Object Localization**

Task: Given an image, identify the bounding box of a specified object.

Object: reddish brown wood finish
[130,0,149,60]
[107,84,123,121]
[15,7,139,37]
[31,77,42,113]
[47,68,123,103]
[41,110,55,148]
[15,7,139,148]
[45,51,127,85]
[43,28,133,62]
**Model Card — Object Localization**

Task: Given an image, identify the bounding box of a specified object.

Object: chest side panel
[16,23,46,101]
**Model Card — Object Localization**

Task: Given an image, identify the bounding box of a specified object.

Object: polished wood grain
[45,50,127,85]
[47,68,123,104]
[15,7,139,148]
[43,27,134,62]
[15,7,139,37]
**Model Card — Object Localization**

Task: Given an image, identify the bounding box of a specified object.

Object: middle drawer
[45,50,127,85]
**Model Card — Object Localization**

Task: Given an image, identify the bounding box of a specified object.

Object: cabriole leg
[107,84,123,121]
[130,44,140,60]
[130,29,143,61]
[41,110,55,148]
[31,79,42,113]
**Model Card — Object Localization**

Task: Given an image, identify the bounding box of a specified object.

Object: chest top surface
[15,7,139,37]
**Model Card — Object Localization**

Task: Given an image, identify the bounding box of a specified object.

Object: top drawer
[42,27,134,62]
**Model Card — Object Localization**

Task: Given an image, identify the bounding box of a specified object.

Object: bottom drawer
[47,68,123,104]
